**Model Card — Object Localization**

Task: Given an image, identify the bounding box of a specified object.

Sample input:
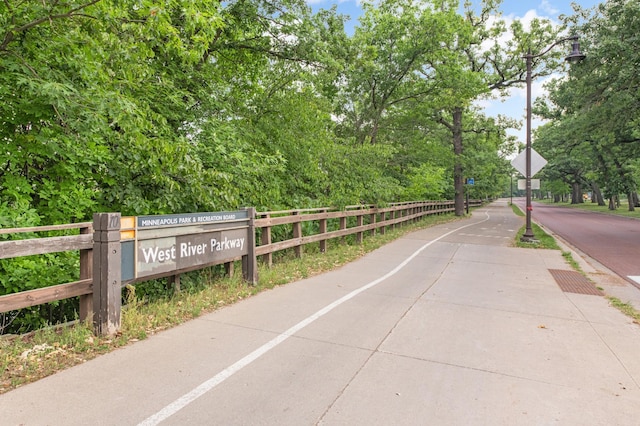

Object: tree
[537,0,640,211]
[333,0,459,146]
[0,0,350,332]
[435,0,566,215]
[0,0,351,221]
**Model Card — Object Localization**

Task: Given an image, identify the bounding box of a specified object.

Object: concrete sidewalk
[2,199,640,425]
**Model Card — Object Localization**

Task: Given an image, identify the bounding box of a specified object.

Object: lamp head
[565,38,586,63]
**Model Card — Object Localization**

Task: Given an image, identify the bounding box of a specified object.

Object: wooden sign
[120,210,250,281]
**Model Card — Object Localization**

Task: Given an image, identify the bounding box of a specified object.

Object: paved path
[3,200,640,425]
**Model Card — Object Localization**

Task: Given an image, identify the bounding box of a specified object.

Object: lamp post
[521,35,586,242]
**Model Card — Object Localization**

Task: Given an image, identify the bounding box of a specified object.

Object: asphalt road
[515,198,640,287]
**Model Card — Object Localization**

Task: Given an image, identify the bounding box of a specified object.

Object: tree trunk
[452,107,465,216]
[591,182,606,206]
[608,196,616,210]
[628,192,636,211]
[571,182,582,204]
[369,116,380,145]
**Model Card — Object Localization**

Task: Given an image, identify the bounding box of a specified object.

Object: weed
[561,251,582,272]
[608,297,640,323]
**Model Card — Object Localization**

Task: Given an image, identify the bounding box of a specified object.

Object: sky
[307,0,603,147]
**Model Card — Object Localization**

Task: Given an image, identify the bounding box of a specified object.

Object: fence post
[261,213,272,267]
[168,274,181,293]
[369,210,376,237]
[293,211,303,258]
[319,209,327,253]
[243,207,258,285]
[79,225,93,322]
[224,262,234,278]
[92,213,121,336]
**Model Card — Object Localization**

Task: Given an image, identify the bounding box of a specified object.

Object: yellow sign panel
[121,216,136,230]
[120,216,136,240]
[120,230,136,240]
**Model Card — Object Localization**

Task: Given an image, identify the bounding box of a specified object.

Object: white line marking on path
[137,212,491,426]
[629,276,640,285]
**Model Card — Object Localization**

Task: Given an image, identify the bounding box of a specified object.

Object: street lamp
[521,35,586,242]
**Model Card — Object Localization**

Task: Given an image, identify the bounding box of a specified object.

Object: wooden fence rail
[0,200,482,335]
[254,201,466,265]
[0,223,94,322]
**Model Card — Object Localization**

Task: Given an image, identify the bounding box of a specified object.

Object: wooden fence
[255,201,465,265]
[0,222,94,322]
[0,200,481,335]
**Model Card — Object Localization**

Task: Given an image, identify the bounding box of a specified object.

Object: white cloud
[502,8,561,31]
[540,0,560,15]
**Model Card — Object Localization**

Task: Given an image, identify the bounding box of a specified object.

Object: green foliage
[0,0,527,222]
[1,0,567,332]
[0,225,81,333]
[537,0,640,205]
[319,142,404,207]
[403,164,448,200]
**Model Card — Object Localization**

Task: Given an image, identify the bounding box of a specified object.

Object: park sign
[120,210,251,282]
